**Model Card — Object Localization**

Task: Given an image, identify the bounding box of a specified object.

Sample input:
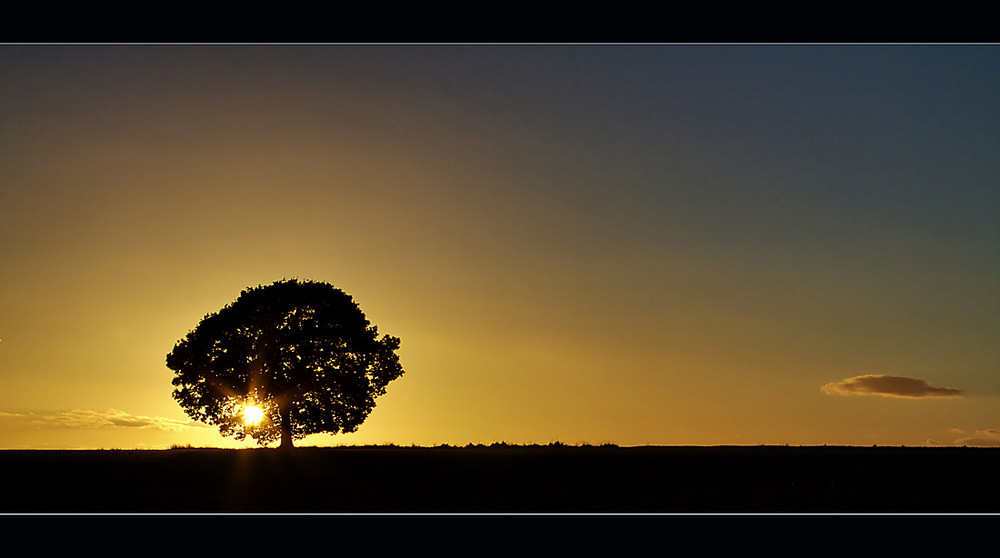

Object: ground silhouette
[2,444,997,513]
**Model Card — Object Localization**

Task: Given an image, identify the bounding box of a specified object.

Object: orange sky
[0,44,997,448]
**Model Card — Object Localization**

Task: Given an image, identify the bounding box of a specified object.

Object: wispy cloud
[930,428,1000,447]
[0,409,209,431]
[821,374,962,399]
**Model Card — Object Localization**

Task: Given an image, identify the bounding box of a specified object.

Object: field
[2,445,998,513]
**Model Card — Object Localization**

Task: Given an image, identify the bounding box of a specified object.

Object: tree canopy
[166,279,404,448]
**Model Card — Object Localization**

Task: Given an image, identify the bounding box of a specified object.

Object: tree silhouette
[166,279,404,449]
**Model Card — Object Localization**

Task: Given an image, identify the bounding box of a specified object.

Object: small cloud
[821,374,962,399]
[932,428,1000,447]
[1,409,208,432]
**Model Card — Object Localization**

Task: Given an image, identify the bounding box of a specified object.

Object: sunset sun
[242,405,264,426]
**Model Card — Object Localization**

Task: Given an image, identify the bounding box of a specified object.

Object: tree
[166,279,404,449]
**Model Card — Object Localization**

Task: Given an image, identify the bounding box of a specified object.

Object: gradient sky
[1,44,997,449]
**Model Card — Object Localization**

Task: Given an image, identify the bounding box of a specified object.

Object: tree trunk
[278,403,294,450]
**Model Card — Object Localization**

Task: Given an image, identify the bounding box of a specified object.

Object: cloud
[821,374,962,399]
[929,428,1000,447]
[952,428,1000,447]
[0,409,209,431]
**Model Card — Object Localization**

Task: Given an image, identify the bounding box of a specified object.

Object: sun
[242,405,265,425]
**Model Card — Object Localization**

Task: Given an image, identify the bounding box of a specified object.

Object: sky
[0,44,997,449]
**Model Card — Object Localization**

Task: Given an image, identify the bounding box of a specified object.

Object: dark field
[2,445,998,513]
